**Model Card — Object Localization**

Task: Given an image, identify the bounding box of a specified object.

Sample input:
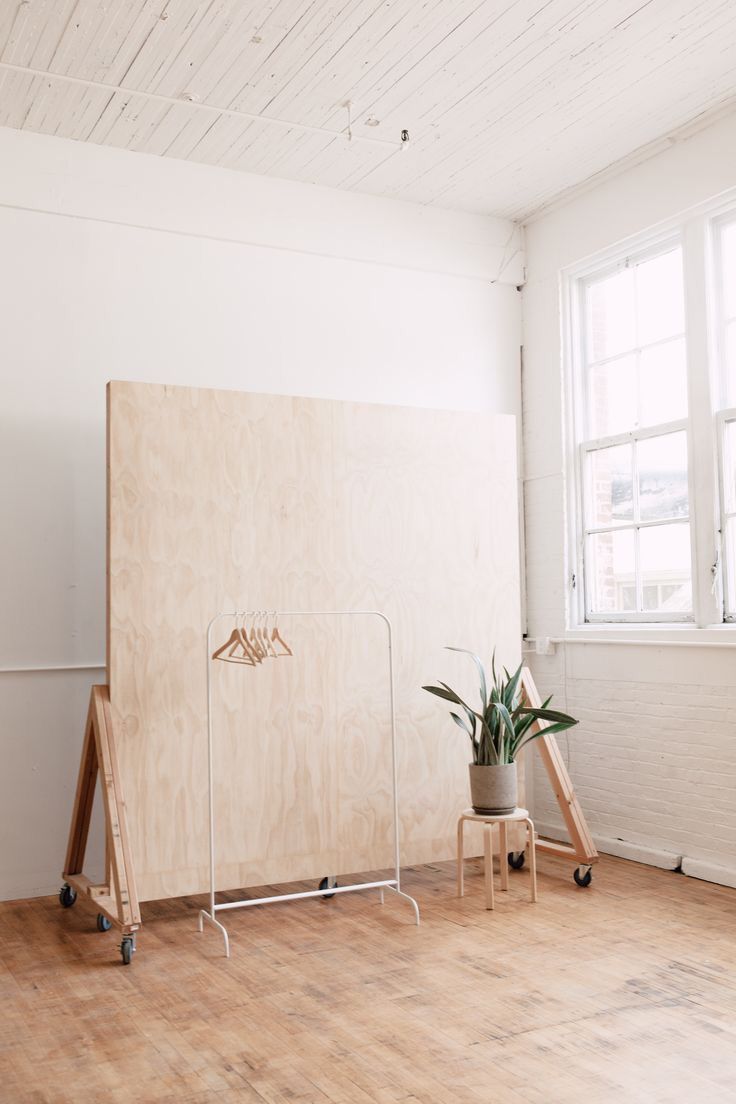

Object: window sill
[549,624,736,647]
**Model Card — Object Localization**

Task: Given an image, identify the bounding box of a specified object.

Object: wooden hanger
[212,613,257,665]
[258,612,278,659]
[271,613,293,657]
[249,611,267,661]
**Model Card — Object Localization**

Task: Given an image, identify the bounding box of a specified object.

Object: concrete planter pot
[468,762,517,815]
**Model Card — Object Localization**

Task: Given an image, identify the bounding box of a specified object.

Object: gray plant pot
[469,762,518,815]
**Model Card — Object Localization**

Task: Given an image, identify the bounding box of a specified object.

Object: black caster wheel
[59,884,77,909]
[574,866,593,888]
[319,876,338,900]
[96,913,112,932]
[120,936,136,965]
[508,851,526,870]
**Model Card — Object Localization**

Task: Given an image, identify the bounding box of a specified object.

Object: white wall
[0,127,523,901]
[522,110,736,886]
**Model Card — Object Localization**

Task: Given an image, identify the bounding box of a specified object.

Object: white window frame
[563,208,729,632]
[712,209,736,621]
[716,409,736,620]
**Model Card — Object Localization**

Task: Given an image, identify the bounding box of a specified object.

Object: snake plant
[423,648,578,766]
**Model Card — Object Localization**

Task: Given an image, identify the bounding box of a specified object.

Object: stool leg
[456,817,464,898]
[483,824,494,910]
[526,818,537,903]
[499,821,509,891]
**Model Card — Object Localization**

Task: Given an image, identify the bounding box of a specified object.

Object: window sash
[717,408,736,620]
[571,238,697,625]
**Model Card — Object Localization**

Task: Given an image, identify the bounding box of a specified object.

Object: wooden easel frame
[62,685,141,937]
[521,667,598,868]
[61,670,594,958]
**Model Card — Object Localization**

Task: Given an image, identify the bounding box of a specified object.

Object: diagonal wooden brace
[62,685,140,932]
[521,667,598,866]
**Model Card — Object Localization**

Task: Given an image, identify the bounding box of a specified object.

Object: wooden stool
[456,807,537,909]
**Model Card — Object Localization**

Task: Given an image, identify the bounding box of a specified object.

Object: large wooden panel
[108,381,521,902]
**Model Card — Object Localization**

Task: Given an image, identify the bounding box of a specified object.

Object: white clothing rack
[198,609,421,957]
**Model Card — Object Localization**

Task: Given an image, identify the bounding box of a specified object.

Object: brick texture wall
[520,114,736,888]
[526,646,736,881]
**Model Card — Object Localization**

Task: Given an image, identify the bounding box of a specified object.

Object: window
[576,244,692,622]
[566,202,736,629]
[716,215,736,619]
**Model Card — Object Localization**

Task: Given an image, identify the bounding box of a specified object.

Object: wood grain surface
[5,854,736,1103]
[107,382,521,902]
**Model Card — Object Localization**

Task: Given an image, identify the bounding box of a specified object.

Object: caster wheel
[574,866,593,888]
[96,913,112,932]
[120,936,135,965]
[508,851,525,870]
[319,876,338,900]
[59,884,77,909]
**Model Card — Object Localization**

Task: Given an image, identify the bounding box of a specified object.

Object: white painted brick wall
[521,111,736,887]
[526,648,736,873]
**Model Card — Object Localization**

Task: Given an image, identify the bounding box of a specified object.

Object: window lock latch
[711,553,721,594]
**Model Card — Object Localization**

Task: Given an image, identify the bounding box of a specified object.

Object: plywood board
[108,382,521,902]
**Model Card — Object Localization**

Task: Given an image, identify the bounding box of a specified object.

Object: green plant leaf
[445,646,488,711]
[503,662,523,711]
[422,683,465,706]
[450,711,473,738]
[520,707,578,727]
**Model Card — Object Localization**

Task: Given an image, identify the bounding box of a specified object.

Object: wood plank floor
[1,853,736,1103]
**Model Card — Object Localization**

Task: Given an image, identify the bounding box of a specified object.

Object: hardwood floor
[1,853,735,1103]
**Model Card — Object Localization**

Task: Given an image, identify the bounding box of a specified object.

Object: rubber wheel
[120,937,135,965]
[59,884,77,909]
[96,913,112,932]
[319,876,338,900]
[574,866,593,888]
[508,851,526,870]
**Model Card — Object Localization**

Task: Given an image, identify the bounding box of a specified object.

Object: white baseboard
[535,819,736,887]
[681,857,736,889]
[534,820,681,870]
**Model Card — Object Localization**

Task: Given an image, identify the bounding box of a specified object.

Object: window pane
[724,320,736,407]
[636,248,684,346]
[639,338,687,427]
[587,529,635,614]
[637,432,689,521]
[721,219,736,320]
[722,419,736,513]
[724,518,736,616]
[639,524,692,612]
[585,267,635,362]
[588,444,633,526]
[587,355,636,437]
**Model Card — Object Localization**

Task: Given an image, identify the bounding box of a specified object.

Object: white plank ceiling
[0,0,735,219]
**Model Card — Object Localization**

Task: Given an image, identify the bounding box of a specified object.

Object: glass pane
[588,444,633,526]
[721,219,736,320]
[585,267,635,362]
[635,248,684,346]
[587,355,636,437]
[724,320,736,407]
[639,338,687,427]
[587,529,635,614]
[637,432,688,521]
[723,419,736,514]
[724,518,736,617]
[639,524,692,612]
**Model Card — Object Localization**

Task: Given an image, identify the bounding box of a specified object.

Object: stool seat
[456,807,537,909]
[460,807,529,822]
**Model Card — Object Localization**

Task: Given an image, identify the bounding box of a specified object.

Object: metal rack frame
[198,609,420,957]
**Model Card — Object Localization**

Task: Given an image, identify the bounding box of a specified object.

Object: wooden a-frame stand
[60,671,596,963]
[521,667,598,878]
[61,685,140,961]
